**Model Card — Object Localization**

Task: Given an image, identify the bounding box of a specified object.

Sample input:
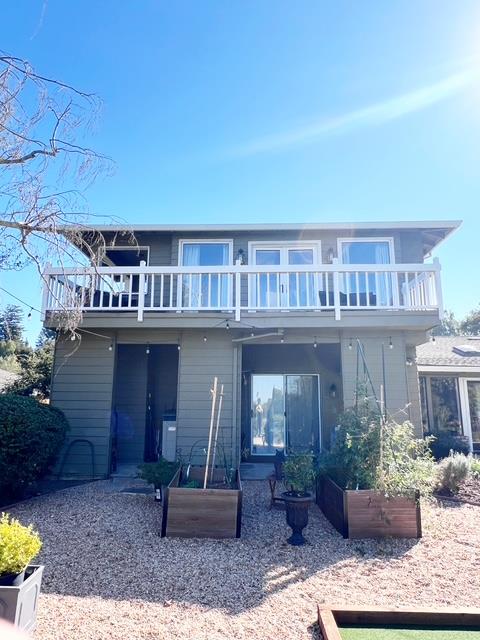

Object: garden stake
[204,376,218,489]
[210,383,224,483]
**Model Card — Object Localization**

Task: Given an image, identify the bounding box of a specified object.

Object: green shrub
[470,457,480,479]
[0,394,69,500]
[0,513,42,576]
[137,458,179,488]
[427,432,470,460]
[320,399,436,498]
[436,452,470,494]
[283,452,316,495]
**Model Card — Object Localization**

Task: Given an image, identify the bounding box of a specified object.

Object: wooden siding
[176,330,236,465]
[51,332,115,478]
[341,332,423,434]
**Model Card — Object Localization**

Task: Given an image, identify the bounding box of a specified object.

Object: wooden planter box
[316,474,421,539]
[318,605,480,639]
[161,466,242,539]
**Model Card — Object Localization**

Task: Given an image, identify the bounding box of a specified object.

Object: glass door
[467,381,480,450]
[180,241,231,308]
[250,374,320,455]
[251,245,318,309]
[340,239,394,306]
[251,375,285,456]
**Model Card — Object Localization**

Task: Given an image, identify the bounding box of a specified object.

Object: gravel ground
[8,479,480,640]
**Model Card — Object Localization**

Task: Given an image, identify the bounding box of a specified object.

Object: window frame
[337,236,395,264]
[99,245,151,267]
[248,240,322,266]
[178,238,234,267]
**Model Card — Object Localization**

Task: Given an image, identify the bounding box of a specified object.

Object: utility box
[162,413,177,461]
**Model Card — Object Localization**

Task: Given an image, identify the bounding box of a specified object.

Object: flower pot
[282,492,312,546]
[0,570,25,587]
[0,565,44,631]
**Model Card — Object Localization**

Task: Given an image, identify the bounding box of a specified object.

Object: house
[41,220,460,477]
[417,336,480,453]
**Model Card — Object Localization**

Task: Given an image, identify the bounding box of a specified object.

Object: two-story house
[42,220,460,477]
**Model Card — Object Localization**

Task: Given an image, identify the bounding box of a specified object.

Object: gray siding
[176,330,237,465]
[340,332,423,436]
[51,332,115,478]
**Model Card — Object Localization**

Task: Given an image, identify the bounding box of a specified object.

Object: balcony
[41,259,443,323]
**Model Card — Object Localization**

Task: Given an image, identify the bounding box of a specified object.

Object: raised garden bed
[318,605,480,639]
[161,465,242,539]
[316,474,421,539]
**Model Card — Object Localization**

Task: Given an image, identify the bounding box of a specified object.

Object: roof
[0,368,19,392]
[417,336,480,370]
[70,219,461,257]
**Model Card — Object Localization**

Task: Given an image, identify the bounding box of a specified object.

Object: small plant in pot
[0,513,42,586]
[0,513,44,631]
[282,452,316,546]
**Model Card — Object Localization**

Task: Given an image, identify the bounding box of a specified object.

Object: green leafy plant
[181,479,201,489]
[0,513,42,577]
[137,458,179,489]
[319,397,436,497]
[283,452,316,496]
[470,457,480,479]
[0,394,69,500]
[436,452,470,494]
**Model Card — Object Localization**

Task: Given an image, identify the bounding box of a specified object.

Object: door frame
[249,372,322,457]
[248,241,322,309]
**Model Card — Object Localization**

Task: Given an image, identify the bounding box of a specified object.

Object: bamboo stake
[210,383,224,483]
[204,376,218,489]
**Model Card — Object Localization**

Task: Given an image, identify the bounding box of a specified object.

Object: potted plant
[0,513,44,631]
[137,458,180,501]
[282,452,316,546]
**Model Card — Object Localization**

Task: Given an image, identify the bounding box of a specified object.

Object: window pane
[342,241,391,264]
[430,377,462,434]
[288,249,314,265]
[419,376,430,433]
[255,250,281,265]
[182,243,229,266]
[467,381,480,446]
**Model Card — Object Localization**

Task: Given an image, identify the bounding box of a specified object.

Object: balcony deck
[42,259,443,326]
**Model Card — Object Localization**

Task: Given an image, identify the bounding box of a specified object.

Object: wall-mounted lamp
[177,344,181,351]
[108,343,113,352]
[280,336,285,343]
[226,321,230,330]
[236,248,245,265]
[203,335,208,343]
[327,247,335,263]
[329,384,337,398]
[348,338,353,350]
[389,336,393,349]
[313,336,318,348]
[406,357,414,367]
[146,344,150,355]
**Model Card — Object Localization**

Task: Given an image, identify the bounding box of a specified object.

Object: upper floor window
[339,238,394,265]
[180,241,232,266]
[101,246,150,267]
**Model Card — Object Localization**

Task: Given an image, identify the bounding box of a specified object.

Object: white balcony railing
[41,258,443,322]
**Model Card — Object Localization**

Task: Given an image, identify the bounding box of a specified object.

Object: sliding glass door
[250,374,320,455]
[339,239,395,306]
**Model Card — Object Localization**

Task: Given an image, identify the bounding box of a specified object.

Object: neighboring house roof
[417,336,480,372]
[0,368,19,392]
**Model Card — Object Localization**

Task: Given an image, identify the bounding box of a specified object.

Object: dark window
[430,377,462,434]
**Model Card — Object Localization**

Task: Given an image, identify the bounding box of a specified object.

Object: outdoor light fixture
[348,338,353,350]
[203,335,207,343]
[389,336,393,349]
[177,344,181,351]
[236,248,245,264]
[250,331,255,337]
[280,336,285,343]
[226,321,230,330]
[327,247,335,263]
[70,334,76,341]
[108,343,113,352]
[406,357,414,366]
[329,384,337,398]
[146,344,150,354]
[313,337,318,348]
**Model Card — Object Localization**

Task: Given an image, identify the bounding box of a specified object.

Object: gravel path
[8,479,480,640]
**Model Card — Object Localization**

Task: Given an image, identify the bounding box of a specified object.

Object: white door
[250,245,318,309]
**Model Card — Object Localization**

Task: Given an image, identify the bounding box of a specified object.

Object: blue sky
[1,1,480,343]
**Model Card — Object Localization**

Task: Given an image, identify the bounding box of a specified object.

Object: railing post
[138,260,146,322]
[40,262,51,321]
[235,258,241,322]
[433,257,443,319]
[332,258,341,320]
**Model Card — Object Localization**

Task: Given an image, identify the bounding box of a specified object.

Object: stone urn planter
[282,492,312,545]
[0,565,44,631]
[282,452,316,546]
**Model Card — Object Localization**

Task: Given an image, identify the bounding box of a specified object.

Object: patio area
[9,479,480,640]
